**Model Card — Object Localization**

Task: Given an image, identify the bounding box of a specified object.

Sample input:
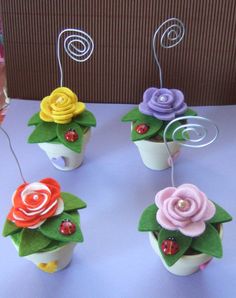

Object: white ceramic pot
[13,241,76,273]
[134,139,180,170]
[149,225,223,276]
[38,129,91,171]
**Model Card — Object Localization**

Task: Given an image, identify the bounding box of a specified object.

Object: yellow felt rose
[40,87,85,124]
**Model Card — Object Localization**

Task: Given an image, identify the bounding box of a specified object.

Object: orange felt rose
[7,178,64,229]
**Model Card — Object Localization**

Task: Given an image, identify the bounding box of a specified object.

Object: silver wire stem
[152,18,185,88]
[0,126,27,183]
[163,116,219,187]
[57,28,94,87]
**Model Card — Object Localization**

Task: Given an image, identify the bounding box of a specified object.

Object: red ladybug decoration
[161,237,179,255]
[59,219,76,235]
[64,129,78,142]
[135,123,149,134]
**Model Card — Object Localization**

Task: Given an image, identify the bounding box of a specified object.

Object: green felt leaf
[158,229,192,266]
[74,110,96,127]
[39,212,83,243]
[61,192,87,211]
[2,220,21,237]
[56,122,83,153]
[184,108,198,116]
[132,118,163,141]
[10,231,22,246]
[191,223,222,258]
[138,204,162,232]
[121,107,142,122]
[208,202,232,224]
[38,213,80,252]
[18,229,52,257]
[28,112,42,126]
[158,121,186,141]
[38,240,67,253]
[28,122,57,143]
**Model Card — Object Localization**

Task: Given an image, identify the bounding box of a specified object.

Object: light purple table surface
[0,100,236,298]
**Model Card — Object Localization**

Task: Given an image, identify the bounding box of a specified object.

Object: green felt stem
[61,192,87,211]
[158,229,192,267]
[74,110,96,127]
[28,122,57,143]
[56,122,83,153]
[191,223,223,258]
[138,204,162,232]
[18,229,52,257]
[2,220,21,237]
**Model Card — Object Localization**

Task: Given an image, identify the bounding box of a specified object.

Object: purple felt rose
[139,87,187,121]
[155,184,216,237]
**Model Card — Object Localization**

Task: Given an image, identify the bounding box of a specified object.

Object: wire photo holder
[163,115,219,187]
[57,28,94,87]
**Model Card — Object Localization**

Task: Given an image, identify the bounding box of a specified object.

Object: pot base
[134,139,180,170]
[149,228,223,276]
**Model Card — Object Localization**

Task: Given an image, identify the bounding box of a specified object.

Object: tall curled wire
[152,18,185,88]
[57,28,94,86]
[163,116,219,187]
[0,126,27,183]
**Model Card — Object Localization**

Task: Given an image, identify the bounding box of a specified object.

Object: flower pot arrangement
[121,18,198,170]
[121,88,197,170]
[138,184,232,276]
[2,178,87,273]
[28,87,96,171]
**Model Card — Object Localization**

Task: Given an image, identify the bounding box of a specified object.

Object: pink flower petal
[179,221,206,237]
[155,187,176,208]
[191,191,208,222]
[164,199,190,227]
[156,209,177,231]
[202,200,216,221]
[174,184,202,209]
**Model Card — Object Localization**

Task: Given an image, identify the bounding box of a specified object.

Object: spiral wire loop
[57,28,94,86]
[152,18,185,88]
[163,116,219,187]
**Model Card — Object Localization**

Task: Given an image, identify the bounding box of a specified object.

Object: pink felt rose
[155,184,216,237]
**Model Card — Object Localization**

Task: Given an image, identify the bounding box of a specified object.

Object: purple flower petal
[143,87,157,103]
[153,111,176,121]
[138,102,153,115]
[171,89,185,109]
[175,103,187,116]
[148,101,173,113]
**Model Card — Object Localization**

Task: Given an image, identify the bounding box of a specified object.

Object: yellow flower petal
[74,102,86,116]
[52,104,76,116]
[51,87,78,103]
[39,111,53,122]
[40,96,52,116]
